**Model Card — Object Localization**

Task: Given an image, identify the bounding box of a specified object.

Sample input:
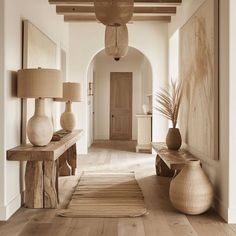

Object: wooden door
[110,72,132,140]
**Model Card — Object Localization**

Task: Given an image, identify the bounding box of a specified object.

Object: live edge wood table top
[7,129,83,162]
[152,142,198,177]
[7,129,83,209]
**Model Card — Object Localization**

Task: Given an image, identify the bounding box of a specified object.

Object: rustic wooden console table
[7,129,83,209]
[152,142,198,177]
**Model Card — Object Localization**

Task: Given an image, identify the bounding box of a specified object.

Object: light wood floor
[1,141,236,236]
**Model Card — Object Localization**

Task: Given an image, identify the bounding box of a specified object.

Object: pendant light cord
[115,27,119,54]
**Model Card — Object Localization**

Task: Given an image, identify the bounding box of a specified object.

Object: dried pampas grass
[155,80,183,128]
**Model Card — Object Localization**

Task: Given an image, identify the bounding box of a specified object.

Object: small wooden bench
[7,129,83,209]
[152,142,198,177]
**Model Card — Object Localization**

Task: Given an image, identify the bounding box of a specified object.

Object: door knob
[112,115,114,118]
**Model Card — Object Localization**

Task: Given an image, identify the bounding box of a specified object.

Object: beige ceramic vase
[27,98,53,146]
[169,160,214,215]
[60,101,76,132]
[166,128,182,150]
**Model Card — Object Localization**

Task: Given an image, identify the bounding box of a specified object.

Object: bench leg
[55,159,59,203]
[43,161,58,208]
[59,151,72,176]
[67,144,77,175]
[25,160,58,209]
[59,144,77,176]
[156,154,175,177]
[25,161,43,208]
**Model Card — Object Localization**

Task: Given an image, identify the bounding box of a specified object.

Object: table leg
[155,154,175,177]
[172,169,181,179]
[67,144,77,175]
[25,161,43,208]
[43,161,58,208]
[55,159,59,203]
[59,152,72,176]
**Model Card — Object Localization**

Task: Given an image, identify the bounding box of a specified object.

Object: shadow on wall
[10,71,18,97]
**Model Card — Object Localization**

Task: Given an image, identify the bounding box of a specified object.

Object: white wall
[169,30,179,81]
[168,0,231,222]
[1,0,69,220]
[93,48,148,140]
[0,0,5,213]
[87,60,94,147]
[69,21,169,153]
[141,57,152,107]
[228,0,236,224]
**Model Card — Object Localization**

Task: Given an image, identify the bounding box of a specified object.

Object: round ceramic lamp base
[27,98,53,147]
[60,101,76,132]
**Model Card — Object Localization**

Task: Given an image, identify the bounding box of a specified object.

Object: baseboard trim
[227,208,236,224]
[0,194,21,221]
[214,196,228,222]
[213,196,236,223]
[136,144,152,153]
[94,135,109,140]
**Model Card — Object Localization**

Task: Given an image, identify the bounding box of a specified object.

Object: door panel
[110,72,132,140]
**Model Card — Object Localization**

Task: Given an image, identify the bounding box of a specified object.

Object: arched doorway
[87,47,153,147]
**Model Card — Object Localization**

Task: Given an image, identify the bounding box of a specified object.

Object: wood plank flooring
[0,140,236,236]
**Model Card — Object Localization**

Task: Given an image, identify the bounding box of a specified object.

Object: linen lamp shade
[62,82,82,102]
[105,25,129,60]
[94,0,134,26]
[17,68,63,98]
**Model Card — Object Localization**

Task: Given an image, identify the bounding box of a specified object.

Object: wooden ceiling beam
[56,6,176,15]
[64,15,171,22]
[134,6,176,14]
[49,0,182,7]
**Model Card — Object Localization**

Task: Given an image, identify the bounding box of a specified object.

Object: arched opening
[87,47,153,149]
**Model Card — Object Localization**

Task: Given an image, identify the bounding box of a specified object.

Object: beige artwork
[179,0,219,160]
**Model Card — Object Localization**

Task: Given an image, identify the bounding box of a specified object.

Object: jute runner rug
[58,171,148,218]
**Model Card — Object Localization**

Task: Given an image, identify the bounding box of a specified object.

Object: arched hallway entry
[87,47,153,146]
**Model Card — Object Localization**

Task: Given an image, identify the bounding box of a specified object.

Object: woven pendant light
[105,25,129,61]
[94,0,134,26]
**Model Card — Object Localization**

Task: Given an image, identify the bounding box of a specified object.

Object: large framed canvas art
[179,0,219,160]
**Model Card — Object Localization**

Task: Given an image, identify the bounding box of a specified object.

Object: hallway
[0,141,235,236]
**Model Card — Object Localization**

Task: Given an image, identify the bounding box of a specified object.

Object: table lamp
[17,68,63,146]
[56,82,82,132]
